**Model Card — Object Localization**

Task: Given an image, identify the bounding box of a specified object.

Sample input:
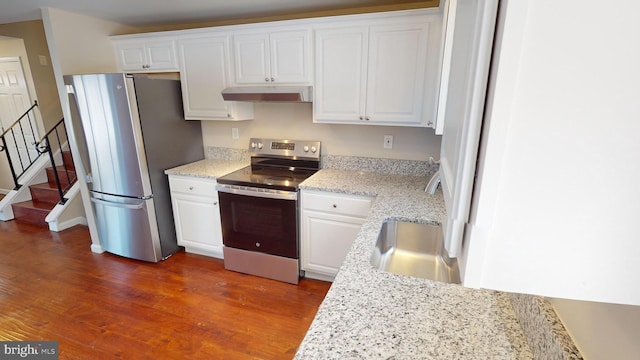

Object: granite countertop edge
[164,159,248,179]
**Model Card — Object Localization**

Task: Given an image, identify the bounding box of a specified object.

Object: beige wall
[42,8,137,75]
[550,298,640,358]
[0,20,62,131]
[203,103,441,160]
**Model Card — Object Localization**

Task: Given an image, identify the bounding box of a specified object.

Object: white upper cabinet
[177,35,253,120]
[314,14,441,127]
[232,29,312,85]
[113,37,178,72]
[314,27,369,123]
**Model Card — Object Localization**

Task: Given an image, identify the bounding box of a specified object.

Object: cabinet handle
[332,204,337,208]
[142,64,150,69]
[227,113,231,118]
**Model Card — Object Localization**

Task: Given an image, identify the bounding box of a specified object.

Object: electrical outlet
[383,135,393,149]
[232,128,239,139]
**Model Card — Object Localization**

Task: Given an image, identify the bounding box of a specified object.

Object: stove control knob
[303,145,310,152]
[250,142,257,149]
[310,146,317,153]
[257,142,264,149]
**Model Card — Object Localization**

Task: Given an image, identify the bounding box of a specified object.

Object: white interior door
[438,0,499,258]
[0,57,38,171]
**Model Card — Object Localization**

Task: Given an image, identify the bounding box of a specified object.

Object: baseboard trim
[48,216,88,232]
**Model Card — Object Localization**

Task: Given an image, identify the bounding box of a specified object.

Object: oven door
[216,185,298,259]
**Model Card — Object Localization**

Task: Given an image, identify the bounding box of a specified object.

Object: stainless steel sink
[370,220,461,284]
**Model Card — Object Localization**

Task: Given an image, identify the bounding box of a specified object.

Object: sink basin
[370,220,460,284]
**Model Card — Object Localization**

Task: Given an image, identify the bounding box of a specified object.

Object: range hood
[221,86,312,103]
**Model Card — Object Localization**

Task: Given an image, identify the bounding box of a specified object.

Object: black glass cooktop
[216,164,318,192]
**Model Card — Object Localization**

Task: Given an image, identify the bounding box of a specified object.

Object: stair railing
[35,118,73,205]
[0,101,40,190]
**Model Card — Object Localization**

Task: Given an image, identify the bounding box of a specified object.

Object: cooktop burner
[216,138,321,192]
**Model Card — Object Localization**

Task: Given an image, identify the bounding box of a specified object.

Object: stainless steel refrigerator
[64,73,204,262]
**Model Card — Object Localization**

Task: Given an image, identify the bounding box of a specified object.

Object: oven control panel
[248,138,321,159]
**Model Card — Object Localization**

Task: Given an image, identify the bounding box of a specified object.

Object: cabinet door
[233,33,270,84]
[301,210,366,279]
[366,22,429,125]
[178,36,233,120]
[145,39,178,70]
[269,30,311,84]
[115,42,148,71]
[314,27,368,123]
[114,39,177,72]
[171,192,224,258]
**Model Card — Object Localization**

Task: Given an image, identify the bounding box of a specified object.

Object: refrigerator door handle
[90,197,145,210]
[66,86,94,184]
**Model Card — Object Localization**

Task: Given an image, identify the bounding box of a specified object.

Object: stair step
[46,166,77,188]
[29,183,64,204]
[12,200,56,226]
[62,150,74,171]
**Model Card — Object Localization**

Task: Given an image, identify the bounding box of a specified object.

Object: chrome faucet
[425,170,441,195]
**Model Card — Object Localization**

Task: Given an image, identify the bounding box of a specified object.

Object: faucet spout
[425,170,441,195]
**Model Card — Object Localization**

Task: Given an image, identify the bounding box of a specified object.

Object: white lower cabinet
[168,175,224,258]
[300,190,373,281]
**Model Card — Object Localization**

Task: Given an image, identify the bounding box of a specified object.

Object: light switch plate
[232,128,239,139]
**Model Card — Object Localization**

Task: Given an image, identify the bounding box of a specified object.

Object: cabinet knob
[189,186,194,190]
[270,77,275,82]
[213,201,218,206]
[256,242,261,247]
[359,116,364,120]
[142,64,150,69]
[365,117,370,121]
[332,204,337,208]
[265,78,270,82]
[227,113,231,118]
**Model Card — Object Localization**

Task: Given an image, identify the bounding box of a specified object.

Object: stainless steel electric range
[216,138,321,284]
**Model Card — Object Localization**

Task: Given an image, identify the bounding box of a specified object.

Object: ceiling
[0,0,436,27]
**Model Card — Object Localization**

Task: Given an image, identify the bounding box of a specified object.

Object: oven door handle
[216,184,298,201]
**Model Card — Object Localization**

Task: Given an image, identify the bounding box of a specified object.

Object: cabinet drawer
[302,191,372,217]
[169,176,217,197]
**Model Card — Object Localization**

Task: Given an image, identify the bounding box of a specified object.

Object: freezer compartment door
[90,192,162,262]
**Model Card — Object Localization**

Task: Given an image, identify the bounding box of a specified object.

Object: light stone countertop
[295,169,533,359]
[164,159,248,179]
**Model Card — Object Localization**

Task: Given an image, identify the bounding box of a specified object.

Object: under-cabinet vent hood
[221,86,313,103]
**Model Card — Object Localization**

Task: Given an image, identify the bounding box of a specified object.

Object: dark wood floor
[0,221,331,359]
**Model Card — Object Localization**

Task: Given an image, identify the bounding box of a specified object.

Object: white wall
[202,103,441,160]
[462,0,640,357]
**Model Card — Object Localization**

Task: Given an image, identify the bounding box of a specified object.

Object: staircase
[11,150,76,226]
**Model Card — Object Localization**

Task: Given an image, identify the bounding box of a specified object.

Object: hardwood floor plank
[0,221,331,359]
